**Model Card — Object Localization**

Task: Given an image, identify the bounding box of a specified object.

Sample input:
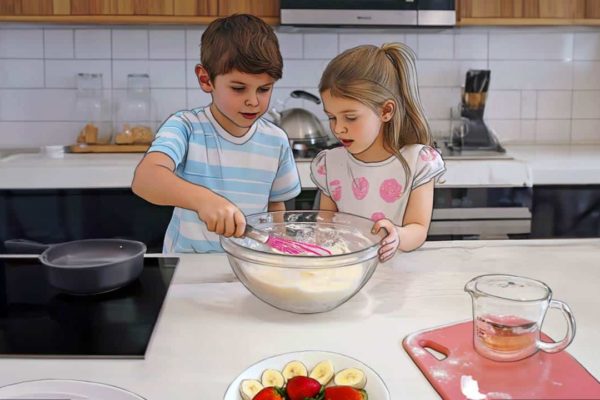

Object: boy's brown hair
[200,14,283,81]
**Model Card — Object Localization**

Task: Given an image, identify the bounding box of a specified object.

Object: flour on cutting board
[461,375,513,400]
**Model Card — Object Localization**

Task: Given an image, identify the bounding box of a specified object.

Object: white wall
[0,24,599,148]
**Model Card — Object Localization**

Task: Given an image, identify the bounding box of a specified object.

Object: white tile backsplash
[1,25,600,147]
[574,32,600,60]
[74,29,111,59]
[277,32,303,59]
[536,91,572,119]
[573,61,600,90]
[303,34,337,59]
[45,59,111,88]
[489,60,573,90]
[454,33,487,60]
[185,29,203,60]
[485,91,521,119]
[0,59,44,88]
[0,29,43,58]
[572,91,600,119]
[44,29,74,59]
[536,119,572,143]
[489,32,573,60]
[149,30,185,59]
[339,33,405,51]
[112,29,149,59]
[571,119,600,142]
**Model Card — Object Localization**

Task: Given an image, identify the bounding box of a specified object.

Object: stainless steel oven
[429,187,532,240]
[280,0,456,27]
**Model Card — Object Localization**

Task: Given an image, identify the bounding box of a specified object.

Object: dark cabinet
[0,189,172,254]
[531,185,600,238]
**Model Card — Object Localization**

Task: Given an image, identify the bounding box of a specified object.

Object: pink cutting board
[403,321,600,399]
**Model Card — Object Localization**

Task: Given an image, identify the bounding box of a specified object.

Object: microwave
[280,0,456,27]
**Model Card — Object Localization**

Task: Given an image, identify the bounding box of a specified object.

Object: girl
[310,43,445,262]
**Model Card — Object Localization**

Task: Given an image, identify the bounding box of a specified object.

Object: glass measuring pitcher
[465,274,576,362]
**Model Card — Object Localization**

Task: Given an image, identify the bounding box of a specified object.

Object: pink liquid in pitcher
[475,314,539,360]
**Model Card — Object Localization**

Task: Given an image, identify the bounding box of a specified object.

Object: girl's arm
[398,180,435,251]
[319,192,338,211]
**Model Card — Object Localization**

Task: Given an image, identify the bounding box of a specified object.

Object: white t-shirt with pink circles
[309,144,445,225]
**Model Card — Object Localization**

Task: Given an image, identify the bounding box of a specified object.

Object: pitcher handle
[538,299,576,354]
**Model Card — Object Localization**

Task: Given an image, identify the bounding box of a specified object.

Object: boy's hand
[197,192,246,238]
[371,218,400,262]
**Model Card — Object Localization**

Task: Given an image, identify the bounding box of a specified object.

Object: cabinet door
[586,0,600,18]
[459,0,588,22]
[0,0,218,16]
[218,0,279,17]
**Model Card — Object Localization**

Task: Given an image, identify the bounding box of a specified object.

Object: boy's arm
[131,152,246,237]
[268,202,286,212]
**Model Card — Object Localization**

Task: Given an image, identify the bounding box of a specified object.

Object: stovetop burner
[0,256,178,359]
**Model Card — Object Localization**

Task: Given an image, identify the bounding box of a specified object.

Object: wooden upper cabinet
[218,0,279,17]
[0,0,226,22]
[458,0,600,24]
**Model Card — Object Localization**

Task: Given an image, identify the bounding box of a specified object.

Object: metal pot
[3,238,146,295]
[269,90,328,145]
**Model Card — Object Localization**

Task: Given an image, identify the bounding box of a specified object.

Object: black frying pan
[3,238,146,295]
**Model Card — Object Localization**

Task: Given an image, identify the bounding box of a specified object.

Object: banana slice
[309,359,335,385]
[282,360,308,380]
[261,368,285,387]
[239,379,263,400]
[334,367,367,389]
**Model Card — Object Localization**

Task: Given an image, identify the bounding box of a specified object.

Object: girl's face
[321,90,394,162]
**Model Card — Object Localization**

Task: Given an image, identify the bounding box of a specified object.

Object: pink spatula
[244,225,331,256]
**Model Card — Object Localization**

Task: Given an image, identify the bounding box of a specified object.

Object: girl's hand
[372,219,400,262]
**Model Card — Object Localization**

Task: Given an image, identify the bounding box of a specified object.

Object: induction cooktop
[0,256,178,359]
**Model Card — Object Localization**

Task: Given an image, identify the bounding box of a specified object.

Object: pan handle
[4,239,51,254]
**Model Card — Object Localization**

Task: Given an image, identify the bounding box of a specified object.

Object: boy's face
[196,66,275,137]
[321,90,394,161]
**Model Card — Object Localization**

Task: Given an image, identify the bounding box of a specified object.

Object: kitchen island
[0,239,599,399]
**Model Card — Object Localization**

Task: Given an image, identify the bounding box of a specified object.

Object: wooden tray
[403,321,600,399]
[68,144,150,153]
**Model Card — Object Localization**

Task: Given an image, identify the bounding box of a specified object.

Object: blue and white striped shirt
[148,107,301,253]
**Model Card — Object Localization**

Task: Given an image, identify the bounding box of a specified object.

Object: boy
[132,14,301,253]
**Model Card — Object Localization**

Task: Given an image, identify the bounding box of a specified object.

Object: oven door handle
[432,207,531,220]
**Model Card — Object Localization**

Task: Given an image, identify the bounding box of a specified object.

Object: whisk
[244,225,332,256]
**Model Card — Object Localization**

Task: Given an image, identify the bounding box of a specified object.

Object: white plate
[0,379,146,400]
[224,350,390,400]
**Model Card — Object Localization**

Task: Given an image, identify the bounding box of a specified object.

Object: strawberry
[253,387,284,400]
[324,386,367,400]
[285,376,322,400]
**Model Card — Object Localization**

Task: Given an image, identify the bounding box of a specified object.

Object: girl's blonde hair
[319,43,431,182]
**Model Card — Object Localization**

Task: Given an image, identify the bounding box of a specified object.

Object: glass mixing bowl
[220,210,381,314]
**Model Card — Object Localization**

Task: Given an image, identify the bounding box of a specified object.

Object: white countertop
[0,145,599,189]
[0,239,599,399]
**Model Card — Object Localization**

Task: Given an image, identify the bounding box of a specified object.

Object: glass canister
[75,73,111,144]
[115,73,154,145]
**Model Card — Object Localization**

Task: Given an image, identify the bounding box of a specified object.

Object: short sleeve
[147,111,192,168]
[269,142,301,202]
[412,146,446,189]
[309,150,330,196]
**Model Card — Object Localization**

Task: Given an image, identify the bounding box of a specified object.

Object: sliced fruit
[281,360,308,380]
[309,359,335,385]
[285,376,322,400]
[333,367,367,389]
[324,386,367,400]
[240,379,264,400]
[261,368,285,388]
[252,386,284,400]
